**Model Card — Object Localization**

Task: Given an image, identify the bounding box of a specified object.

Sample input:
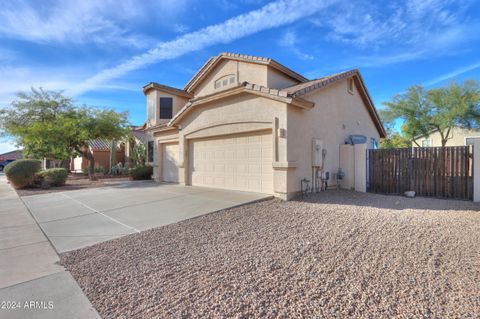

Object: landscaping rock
[61,191,480,319]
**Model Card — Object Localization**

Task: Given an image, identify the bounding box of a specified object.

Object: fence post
[354,143,367,192]
[474,141,480,202]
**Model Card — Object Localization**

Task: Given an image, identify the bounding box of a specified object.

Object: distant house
[413,127,480,147]
[70,125,146,172]
[70,139,125,172]
[0,149,22,161]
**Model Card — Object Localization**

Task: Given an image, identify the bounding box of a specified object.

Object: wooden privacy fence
[368,146,473,200]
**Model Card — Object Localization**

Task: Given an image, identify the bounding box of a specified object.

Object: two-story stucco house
[143,53,386,199]
[413,127,480,147]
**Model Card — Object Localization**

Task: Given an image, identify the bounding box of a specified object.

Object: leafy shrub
[129,165,153,180]
[4,159,42,189]
[36,168,68,187]
[94,165,105,174]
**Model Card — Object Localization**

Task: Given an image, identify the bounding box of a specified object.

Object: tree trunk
[60,159,71,171]
[85,150,97,181]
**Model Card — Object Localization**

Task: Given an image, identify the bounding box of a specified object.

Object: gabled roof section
[143,82,193,98]
[284,69,386,138]
[169,82,314,126]
[183,52,309,93]
[284,69,358,96]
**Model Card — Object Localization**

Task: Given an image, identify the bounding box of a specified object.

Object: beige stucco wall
[266,67,299,89]
[145,89,189,128]
[286,78,380,194]
[194,60,275,97]
[174,93,291,198]
[413,127,480,147]
[194,61,301,98]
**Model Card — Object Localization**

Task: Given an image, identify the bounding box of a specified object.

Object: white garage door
[189,131,273,194]
[162,143,179,183]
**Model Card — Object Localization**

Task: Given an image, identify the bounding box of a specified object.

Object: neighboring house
[144,52,385,199]
[71,139,125,172]
[0,150,22,171]
[0,149,22,161]
[413,127,480,147]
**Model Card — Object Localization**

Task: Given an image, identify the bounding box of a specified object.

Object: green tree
[131,141,147,167]
[380,131,410,149]
[0,88,130,179]
[381,80,480,147]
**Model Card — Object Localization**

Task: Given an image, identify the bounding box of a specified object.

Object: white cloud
[68,0,338,96]
[422,61,480,87]
[0,66,140,107]
[278,30,314,61]
[310,0,474,50]
[0,0,190,47]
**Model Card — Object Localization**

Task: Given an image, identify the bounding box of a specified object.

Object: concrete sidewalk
[0,174,99,319]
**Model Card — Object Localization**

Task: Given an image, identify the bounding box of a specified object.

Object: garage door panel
[189,131,273,194]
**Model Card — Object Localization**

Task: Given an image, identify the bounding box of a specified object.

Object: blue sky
[1,0,480,153]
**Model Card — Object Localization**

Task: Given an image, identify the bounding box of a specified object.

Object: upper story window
[348,78,354,94]
[159,97,173,119]
[421,139,432,147]
[214,74,236,90]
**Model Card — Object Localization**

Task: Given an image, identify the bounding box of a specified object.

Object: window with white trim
[421,139,432,147]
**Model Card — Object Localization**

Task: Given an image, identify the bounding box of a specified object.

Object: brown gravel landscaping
[61,191,480,318]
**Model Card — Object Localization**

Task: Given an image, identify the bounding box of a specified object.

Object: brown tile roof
[143,82,193,98]
[88,139,122,151]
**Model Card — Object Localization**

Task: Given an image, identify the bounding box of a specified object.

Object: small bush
[94,165,105,174]
[129,165,153,180]
[4,159,42,189]
[36,168,68,187]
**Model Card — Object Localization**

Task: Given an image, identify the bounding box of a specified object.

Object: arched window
[214,74,236,90]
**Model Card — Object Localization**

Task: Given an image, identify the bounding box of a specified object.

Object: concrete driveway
[22,181,271,253]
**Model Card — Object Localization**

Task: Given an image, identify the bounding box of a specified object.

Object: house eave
[169,84,313,127]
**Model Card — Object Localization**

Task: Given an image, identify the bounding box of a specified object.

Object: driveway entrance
[22,181,271,253]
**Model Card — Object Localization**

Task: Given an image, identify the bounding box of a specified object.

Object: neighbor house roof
[143,82,193,98]
[0,150,22,160]
[88,139,122,151]
[183,52,309,93]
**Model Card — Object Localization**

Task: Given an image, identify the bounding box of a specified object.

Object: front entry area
[189,130,273,194]
[162,143,180,183]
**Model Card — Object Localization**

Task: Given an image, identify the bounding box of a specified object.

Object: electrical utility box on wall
[312,139,323,167]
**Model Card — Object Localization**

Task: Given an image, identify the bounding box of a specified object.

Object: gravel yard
[61,191,480,318]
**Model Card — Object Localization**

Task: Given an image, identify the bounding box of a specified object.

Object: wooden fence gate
[368,146,473,200]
